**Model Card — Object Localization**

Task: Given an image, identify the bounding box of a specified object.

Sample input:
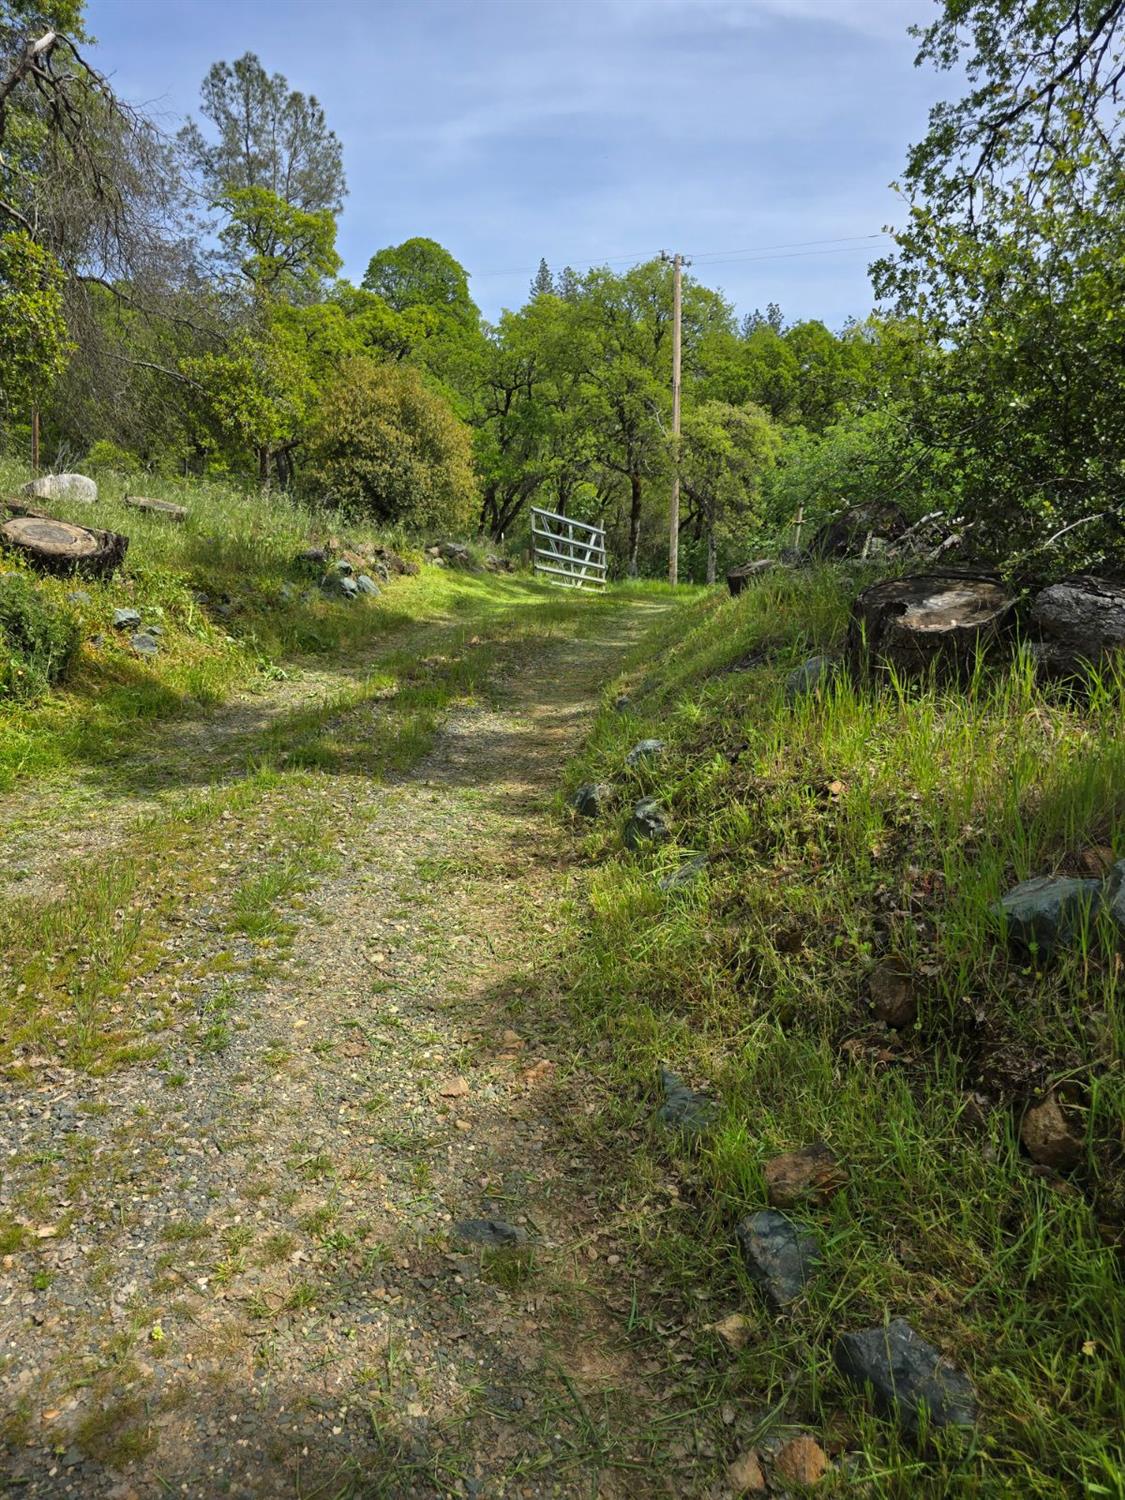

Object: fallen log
[0,514,128,579]
[846,570,1014,678]
[727,558,777,596]
[124,495,188,522]
[808,501,909,560]
[1029,574,1125,678]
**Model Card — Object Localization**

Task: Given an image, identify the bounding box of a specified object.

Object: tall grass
[560,567,1124,1496]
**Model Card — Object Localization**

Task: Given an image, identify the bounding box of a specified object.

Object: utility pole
[661,251,689,585]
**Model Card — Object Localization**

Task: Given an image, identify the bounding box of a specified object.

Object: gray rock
[66,590,92,606]
[453,1218,527,1248]
[21,473,97,504]
[334,558,354,577]
[995,875,1102,957]
[572,782,612,819]
[786,654,833,704]
[736,1210,820,1309]
[657,1068,716,1137]
[322,573,359,600]
[624,798,670,849]
[1107,860,1125,932]
[130,632,160,657]
[356,573,381,597]
[112,608,141,629]
[626,738,665,766]
[659,853,709,891]
[834,1318,977,1435]
[89,633,105,649]
[297,547,329,568]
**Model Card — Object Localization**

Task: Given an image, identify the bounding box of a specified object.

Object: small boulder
[656,1068,716,1137]
[572,782,612,819]
[764,1142,846,1210]
[774,1435,830,1486]
[322,572,359,600]
[21,473,97,505]
[112,608,141,630]
[355,574,380,597]
[130,632,160,657]
[624,798,670,849]
[453,1218,527,1248]
[736,1210,820,1309]
[785,654,833,704]
[626,738,665,766]
[726,1449,766,1493]
[869,959,917,1028]
[1020,1094,1083,1171]
[658,853,709,891]
[834,1318,976,1435]
[994,875,1102,958]
[333,558,354,577]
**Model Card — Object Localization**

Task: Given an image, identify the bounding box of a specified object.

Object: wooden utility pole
[662,250,688,585]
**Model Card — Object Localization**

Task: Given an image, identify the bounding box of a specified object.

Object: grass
[557,565,1124,1497]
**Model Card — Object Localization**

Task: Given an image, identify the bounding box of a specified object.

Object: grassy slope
[559,568,1123,1496]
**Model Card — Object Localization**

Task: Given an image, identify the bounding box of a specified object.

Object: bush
[0,574,80,702]
[85,440,143,475]
[305,359,477,533]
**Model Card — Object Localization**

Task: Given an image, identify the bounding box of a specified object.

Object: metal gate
[530,507,607,590]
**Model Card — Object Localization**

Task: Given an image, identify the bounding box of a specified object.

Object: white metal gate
[530,507,607,590]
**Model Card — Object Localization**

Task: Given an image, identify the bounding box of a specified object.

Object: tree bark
[627,471,642,578]
[706,512,717,585]
[846,570,1014,678]
[1,514,128,579]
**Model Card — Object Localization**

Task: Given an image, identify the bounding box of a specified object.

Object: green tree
[680,400,780,582]
[0,229,69,429]
[529,258,554,300]
[306,359,477,532]
[362,238,478,332]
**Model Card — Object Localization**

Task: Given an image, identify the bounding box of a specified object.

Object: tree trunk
[257,445,270,486]
[1,513,128,579]
[627,472,642,579]
[706,515,717,586]
[846,570,1014,678]
[1029,574,1125,677]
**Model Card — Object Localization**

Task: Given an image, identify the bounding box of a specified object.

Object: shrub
[305,359,477,533]
[85,440,143,475]
[0,574,80,702]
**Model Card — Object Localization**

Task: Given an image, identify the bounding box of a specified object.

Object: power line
[473,231,892,280]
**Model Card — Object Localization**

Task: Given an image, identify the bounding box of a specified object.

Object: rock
[656,1068,716,1137]
[66,590,91,606]
[626,738,665,766]
[834,1318,977,1435]
[1077,846,1116,879]
[624,798,670,849]
[333,558,354,577]
[572,782,612,819]
[785,654,832,704]
[453,1219,527,1248]
[1029,575,1125,676]
[869,959,917,1028]
[706,1311,753,1351]
[658,853,709,891]
[764,1142,846,1210]
[21,473,97,505]
[322,571,359,600]
[123,495,188,522]
[807,500,908,560]
[736,1210,820,1309]
[774,1435,830,1486]
[727,559,777,597]
[438,1076,470,1098]
[297,547,329,569]
[130,633,160,657]
[1020,1094,1083,1171]
[1107,860,1125,933]
[994,875,1102,958]
[112,608,141,629]
[613,694,631,712]
[355,574,380,596]
[726,1448,767,1493]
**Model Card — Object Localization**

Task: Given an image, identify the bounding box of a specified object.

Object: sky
[84,0,956,328]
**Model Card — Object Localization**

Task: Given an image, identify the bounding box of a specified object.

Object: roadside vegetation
[558,568,1123,1495]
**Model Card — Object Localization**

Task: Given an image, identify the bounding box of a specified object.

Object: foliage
[217,185,340,299]
[84,438,142,473]
[306,359,478,531]
[761,406,914,535]
[679,400,780,581]
[362,237,479,333]
[0,572,79,701]
[0,229,69,420]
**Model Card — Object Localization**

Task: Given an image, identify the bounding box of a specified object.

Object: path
[0,598,729,1499]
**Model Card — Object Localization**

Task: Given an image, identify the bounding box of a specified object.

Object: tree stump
[1029,574,1125,678]
[0,515,128,579]
[808,501,909,560]
[124,495,188,522]
[846,570,1014,678]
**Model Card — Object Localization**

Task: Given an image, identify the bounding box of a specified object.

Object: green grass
[558,566,1124,1497]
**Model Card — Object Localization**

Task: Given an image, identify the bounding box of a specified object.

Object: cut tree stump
[846,570,1014,678]
[124,495,188,522]
[0,514,128,579]
[1029,574,1125,678]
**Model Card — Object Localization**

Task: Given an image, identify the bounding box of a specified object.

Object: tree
[217,184,340,300]
[873,0,1125,567]
[179,53,345,215]
[306,359,477,532]
[529,257,554,299]
[680,400,780,582]
[0,229,69,429]
[362,238,478,332]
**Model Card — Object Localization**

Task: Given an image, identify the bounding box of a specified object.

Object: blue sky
[86,0,953,328]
